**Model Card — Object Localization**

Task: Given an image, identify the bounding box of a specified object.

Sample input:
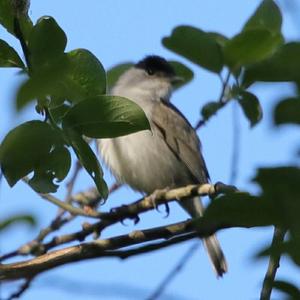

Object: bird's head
[114,56,182,101]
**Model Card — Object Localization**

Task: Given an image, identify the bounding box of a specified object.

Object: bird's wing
[151,101,210,183]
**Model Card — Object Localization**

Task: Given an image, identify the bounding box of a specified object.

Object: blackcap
[98,56,227,276]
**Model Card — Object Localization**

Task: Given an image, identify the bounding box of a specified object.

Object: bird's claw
[149,188,171,217]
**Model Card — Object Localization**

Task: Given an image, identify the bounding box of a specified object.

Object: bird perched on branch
[98,55,227,276]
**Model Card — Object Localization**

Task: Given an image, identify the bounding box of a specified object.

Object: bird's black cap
[135,55,175,76]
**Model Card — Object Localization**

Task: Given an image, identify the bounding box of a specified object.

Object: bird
[98,55,227,276]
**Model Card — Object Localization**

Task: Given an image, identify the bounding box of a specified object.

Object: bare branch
[260,227,286,300]
[1,182,236,261]
[0,219,196,280]
[6,277,33,300]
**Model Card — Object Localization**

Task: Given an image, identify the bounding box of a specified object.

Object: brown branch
[260,227,286,300]
[0,205,241,282]
[1,182,235,261]
[0,219,196,280]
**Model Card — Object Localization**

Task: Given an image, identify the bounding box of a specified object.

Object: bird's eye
[147,68,154,75]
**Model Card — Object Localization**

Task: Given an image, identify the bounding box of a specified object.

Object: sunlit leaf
[64,49,106,101]
[62,95,150,138]
[243,43,300,86]
[163,25,223,73]
[0,39,24,68]
[224,29,283,70]
[207,32,228,48]
[16,49,106,110]
[243,0,282,33]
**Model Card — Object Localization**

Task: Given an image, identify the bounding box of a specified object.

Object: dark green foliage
[0,121,70,193]
[65,129,108,199]
[62,95,151,138]
[28,16,67,68]
[274,98,300,126]
[163,26,223,73]
[273,281,300,300]
[0,39,25,68]
[237,91,263,127]
[201,102,223,121]
[243,43,300,86]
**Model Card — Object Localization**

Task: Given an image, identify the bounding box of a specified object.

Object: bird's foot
[149,188,170,218]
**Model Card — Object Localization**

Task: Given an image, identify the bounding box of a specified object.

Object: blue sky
[1,1,300,299]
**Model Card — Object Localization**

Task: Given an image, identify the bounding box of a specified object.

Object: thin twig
[194,70,231,130]
[22,177,102,218]
[260,227,286,300]
[146,242,199,300]
[229,101,240,185]
[5,277,33,300]
[65,161,82,203]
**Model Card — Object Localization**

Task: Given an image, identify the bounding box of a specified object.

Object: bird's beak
[170,75,184,84]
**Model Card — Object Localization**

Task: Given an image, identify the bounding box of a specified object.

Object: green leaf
[274,97,300,126]
[28,170,59,193]
[243,43,300,86]
[16,49,106,110]
[238,91,263,127]
[65,129,108,199]
[0,121,70,193]
[273,280,300,299]
[49,103,71,123]
[0,0,33,40]
[0,121,57,186]
[62,95,150,138]
[163,25,223,73]
[195,192,279,232]
[0,39,24,68]
[201,101,223,121]
[224,29,283,69]
[28,16,67,68]
[243,0,282,33]
[47,145,71,181]
[0,214,36,231]
[64,49,106,101]
[207,32,229,48]
[254,167,300,234]
[169,61,194,90]
[107,62,134,90]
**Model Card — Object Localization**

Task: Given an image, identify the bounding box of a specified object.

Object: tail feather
[179,196,228,277]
